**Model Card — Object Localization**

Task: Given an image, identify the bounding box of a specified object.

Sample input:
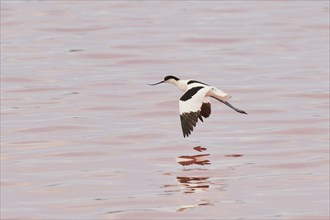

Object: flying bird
[149,75,247,137]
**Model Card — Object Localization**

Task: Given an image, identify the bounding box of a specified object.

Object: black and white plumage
[149,75,247,138]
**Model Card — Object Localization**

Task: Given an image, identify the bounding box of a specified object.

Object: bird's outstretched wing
[179,86,212,137]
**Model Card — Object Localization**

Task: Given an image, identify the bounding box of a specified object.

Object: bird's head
[148,75,180,86]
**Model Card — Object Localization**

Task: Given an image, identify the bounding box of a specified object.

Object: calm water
[1,1,329,219]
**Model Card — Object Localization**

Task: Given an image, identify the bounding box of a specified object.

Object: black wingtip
[183,132,190,138]
[198,115,204,122]
[180,112,199,138]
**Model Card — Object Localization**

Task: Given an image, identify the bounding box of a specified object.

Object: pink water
[1,1,329,219]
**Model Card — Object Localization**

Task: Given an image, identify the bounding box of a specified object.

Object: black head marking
[164,75,180,81]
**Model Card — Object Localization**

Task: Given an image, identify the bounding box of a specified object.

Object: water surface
[1,1,329,219]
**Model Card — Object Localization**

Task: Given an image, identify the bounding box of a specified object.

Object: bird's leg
[214,98,247,115]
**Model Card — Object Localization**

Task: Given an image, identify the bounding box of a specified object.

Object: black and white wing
[179,86,212,138]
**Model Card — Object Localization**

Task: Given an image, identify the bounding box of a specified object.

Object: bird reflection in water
[174,175,213,211]
[164,146,241,211]
[176,146,210,166]
[176,154,210,166]
[174,146,210,204]
[174,146,212,194]
[176,176,210,194]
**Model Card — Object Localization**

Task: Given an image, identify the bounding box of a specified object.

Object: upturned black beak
[148,80,164,86]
